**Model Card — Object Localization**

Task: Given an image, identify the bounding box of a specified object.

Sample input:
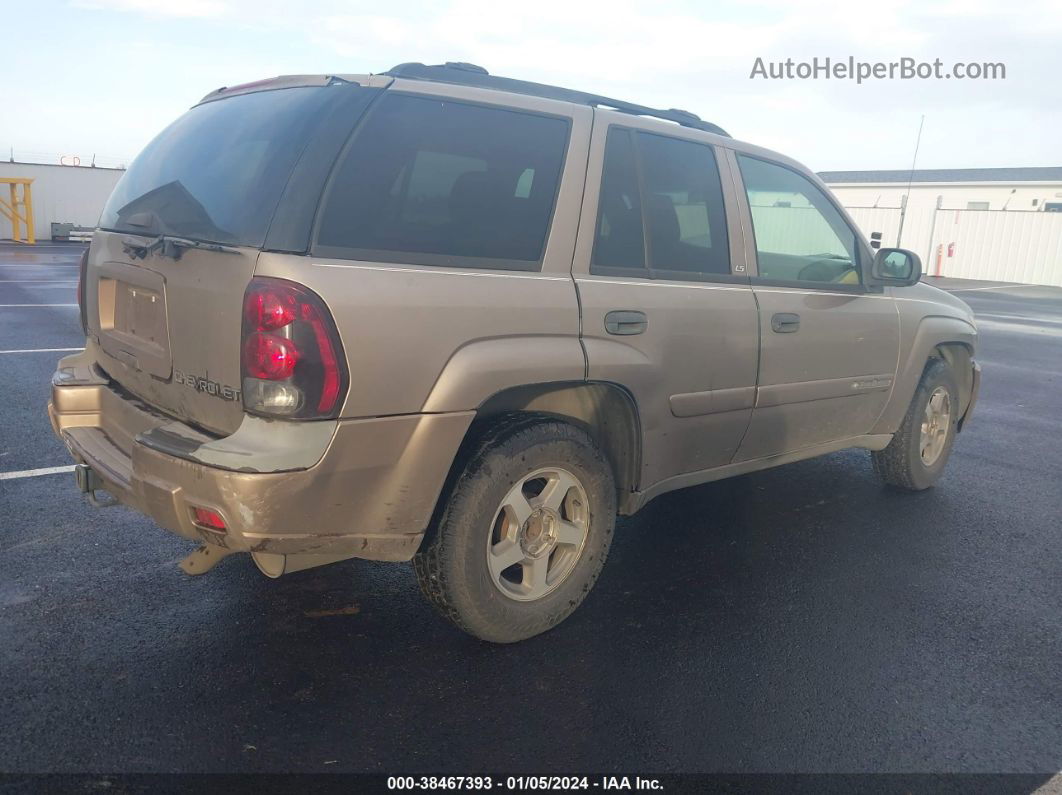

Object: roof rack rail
[382,62,730,138]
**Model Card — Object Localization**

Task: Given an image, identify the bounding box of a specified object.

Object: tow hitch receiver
[74,463,101,493]
[74,464,118,508]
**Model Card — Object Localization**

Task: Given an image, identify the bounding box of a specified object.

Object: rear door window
[592,128,647,274]
[639,133,730,277]
[315,93,570,269]
[591,127,731,279]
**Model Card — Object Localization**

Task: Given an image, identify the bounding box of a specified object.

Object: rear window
[315,93,570,268]
[99,87,336,247]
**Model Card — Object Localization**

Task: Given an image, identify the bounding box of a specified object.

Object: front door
[731,153,900,461]
[573,115,760,491]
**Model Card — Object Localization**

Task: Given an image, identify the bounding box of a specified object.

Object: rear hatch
[85,78,372,435]
[88,232,257,435]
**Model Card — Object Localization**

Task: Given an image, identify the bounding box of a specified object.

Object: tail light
[77,247,89,334]
[240,278,348,419]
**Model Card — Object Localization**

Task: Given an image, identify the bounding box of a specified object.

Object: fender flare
[871,314,977,435]
[420,335,585,414]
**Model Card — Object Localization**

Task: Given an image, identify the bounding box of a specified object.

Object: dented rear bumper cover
[48,349,473,563]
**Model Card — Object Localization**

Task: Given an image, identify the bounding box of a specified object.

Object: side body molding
[669,386,756,418]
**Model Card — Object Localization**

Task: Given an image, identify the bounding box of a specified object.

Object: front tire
[413,415,616,643]
[872,358,960,490]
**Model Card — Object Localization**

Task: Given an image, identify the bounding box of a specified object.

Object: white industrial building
[820,167,1062,286]
[0,161,124,241]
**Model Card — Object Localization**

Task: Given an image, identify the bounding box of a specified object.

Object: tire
[872,358,961,490]
[413,414,616,643]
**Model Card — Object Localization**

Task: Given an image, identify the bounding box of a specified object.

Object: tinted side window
[638,133,730,275]
[592,128,646,273]
[316,93,569,267]
[737,155,861,286]
[591,128,731,278]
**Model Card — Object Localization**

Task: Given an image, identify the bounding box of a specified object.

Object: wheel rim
[920,386,952,466]
[485,466,590,602]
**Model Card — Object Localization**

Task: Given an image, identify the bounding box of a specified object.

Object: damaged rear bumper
[48,348,473,569]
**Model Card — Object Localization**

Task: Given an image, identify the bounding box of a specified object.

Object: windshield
[99,86,334,247]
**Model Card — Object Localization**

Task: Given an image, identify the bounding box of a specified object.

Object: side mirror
[871,247,922,287]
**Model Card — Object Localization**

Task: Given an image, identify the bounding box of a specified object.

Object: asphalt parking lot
[1,242,1061,777]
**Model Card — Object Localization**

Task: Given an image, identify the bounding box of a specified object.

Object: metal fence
[842,204,1062,288]
[922,209,1062,286]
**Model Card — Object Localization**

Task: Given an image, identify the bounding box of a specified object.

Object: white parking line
[0,304,78,307]
[0,280,77,284]
[0,465,76,481]
[0,347,84,354]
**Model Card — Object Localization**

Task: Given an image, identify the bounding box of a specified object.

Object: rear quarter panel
[254,255,586,417]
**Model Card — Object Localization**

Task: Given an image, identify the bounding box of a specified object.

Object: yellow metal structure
[0,177,35,244]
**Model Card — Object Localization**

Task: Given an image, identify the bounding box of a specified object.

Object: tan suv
[49,62,980,642]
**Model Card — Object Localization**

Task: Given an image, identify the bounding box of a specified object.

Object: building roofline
[2,159,126,173]
[818,167,1062,184]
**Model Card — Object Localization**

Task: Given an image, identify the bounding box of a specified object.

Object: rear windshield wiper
[122,234,241,261]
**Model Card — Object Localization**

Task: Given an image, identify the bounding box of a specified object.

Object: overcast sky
[4,0,1059,171]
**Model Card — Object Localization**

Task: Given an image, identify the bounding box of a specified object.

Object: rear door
[730,151,900,461]
[85,80,377,435]
[574,114,760,491]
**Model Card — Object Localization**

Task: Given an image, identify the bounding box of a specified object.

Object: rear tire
[872,358,960,490]
[413,414,616,643]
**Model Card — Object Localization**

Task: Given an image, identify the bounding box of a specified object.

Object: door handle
[771,312,800,333]
[604,310,647,335]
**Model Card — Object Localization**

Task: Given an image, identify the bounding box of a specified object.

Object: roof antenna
[895,114,925,247]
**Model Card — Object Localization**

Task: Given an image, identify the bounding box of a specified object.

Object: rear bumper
[49,349,473,564]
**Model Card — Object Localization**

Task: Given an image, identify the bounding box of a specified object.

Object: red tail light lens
[243,332,298,380]
[244,289,297,332]
[300,302,342,416]
[240,278,348,419]
[77,247,89,334]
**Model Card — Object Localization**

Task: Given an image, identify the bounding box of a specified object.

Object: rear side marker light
[191,506,227,533]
